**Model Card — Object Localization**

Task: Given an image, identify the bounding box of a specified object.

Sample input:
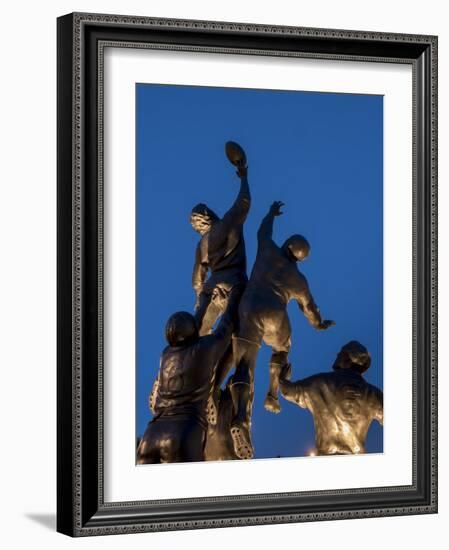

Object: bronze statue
[279,341,383,455]
[230,201,335,459]
[190,141,250,336]
[136,289,240,464]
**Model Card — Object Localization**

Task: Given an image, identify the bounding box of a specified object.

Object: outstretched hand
[317,320,336,330]
[269,201,284,217]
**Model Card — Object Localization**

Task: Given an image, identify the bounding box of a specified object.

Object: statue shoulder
[300,372,328,388]
[291,267,308,287]
[367,382,383,402]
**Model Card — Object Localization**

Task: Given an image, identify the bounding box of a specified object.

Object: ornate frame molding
[57,12,437,537]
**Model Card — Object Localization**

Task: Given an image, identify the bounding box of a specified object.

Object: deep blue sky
[136,83,383,458]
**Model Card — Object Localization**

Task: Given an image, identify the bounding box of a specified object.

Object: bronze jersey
[283,370,383,455]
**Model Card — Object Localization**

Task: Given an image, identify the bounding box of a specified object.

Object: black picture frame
[57,12,438,537]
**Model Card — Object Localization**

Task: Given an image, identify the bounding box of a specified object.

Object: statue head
[190,203,220,235]
[282,234,310,263]
[165,311,199,347]
[332,341,371,374]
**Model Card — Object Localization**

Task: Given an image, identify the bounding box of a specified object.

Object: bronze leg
[264,351,289,414]
[229,338,258,459]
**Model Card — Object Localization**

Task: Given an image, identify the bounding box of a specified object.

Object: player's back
[247,241,304,305]
[302,370,382,455]
[154,342,214,420]
[204,219,247,282]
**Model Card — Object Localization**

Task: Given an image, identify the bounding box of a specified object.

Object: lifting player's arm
[295,275,335,330]
[148,374,160,414]
[257,201,284,247]
[278,363,307,408]
[201,286,241,362]
[192,240,209,307]
[222,162,251,227]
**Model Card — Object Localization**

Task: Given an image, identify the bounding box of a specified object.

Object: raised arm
[257,201,284,246]
[278,364,307,408]
[295,275,335,331]
[222,164,251,227]
[192,240,208,304]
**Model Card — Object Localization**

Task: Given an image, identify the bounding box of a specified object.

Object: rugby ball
[225,141,247,166]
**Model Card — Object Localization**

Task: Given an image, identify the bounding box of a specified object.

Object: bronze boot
[229,381,253,459]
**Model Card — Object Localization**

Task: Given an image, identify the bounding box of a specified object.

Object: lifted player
[230,201,335,459]
[190,141,250,336]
